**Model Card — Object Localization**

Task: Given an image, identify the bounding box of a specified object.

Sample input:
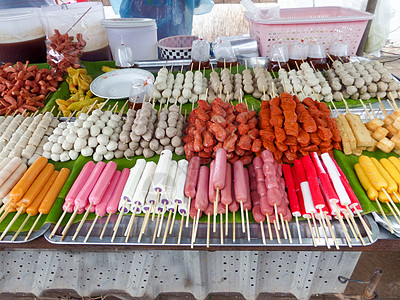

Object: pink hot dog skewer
[74,162,106,210]
[106,168,130,214]
[233,161,247,204]
[96,170,121,217]
[64,161,95,212]
[184,156,201,199]
[209,161,216,203]
[195,166,210,212]
[213,148,227,192]
[221,163,233,206]
[89,161,117,206]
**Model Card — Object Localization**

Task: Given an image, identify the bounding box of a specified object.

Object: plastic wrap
[40,2,110,72]
[113,0,214,40]
[191,37,210,62]
[213,38,237,63]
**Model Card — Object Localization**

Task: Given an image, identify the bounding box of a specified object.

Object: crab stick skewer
[302,156,339,249]
[294,159,323,245]
[49,161,95,239]
[292,166,317,247]
[310,152,352,246]
[282,165,302,244]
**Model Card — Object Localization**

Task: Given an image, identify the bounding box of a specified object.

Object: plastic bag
[241,0,280,22]
[40,2,110,72]
[365,0,392,56]
[0,0,54,9]
[213,38,236,63]
[112,0,214,40]
[191,37,210,62]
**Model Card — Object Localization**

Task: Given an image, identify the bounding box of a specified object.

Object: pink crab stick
[106,168,130,214]
[96,170,121,217]
[89,161,117,206]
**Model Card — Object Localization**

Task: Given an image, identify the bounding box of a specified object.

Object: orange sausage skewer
[12,171,59,241]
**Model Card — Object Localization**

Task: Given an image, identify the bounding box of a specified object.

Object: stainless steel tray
[0,222,51,244]
[44,213,378,248]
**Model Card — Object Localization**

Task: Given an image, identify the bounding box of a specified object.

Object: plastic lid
[101,18,156,28]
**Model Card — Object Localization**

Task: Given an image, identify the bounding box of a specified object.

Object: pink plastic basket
[157,35,198,60]
[245,6,374,57]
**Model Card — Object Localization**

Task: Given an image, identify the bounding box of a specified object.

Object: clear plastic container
[129,79,154,110]
[0,8,46,64]
[40,2,111,61]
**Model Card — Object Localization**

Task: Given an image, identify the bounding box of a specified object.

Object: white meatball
[50,153,60,162]
[81,146,94,157]
[43,142,53,152]
[87,115,99,123]
[106,140,118,152]
[90,125,101,137]
[83,120,93,129]
[102,126,114,136]
[104,151,114,160]
[62,140,73,151]
[74,138,87,151]
[93,152,103,162]
[96,144,108,156]
[107,120,119,129]
[95,120,106,128]
[77,128,89,139]
[51,143,63,154]
[69,150,79,160]
[42,151,51,159]
[97,134,109,146]
[88,136,98,148]
[60,151,70,162]
[57,135,66,144]
[78,112,89,120]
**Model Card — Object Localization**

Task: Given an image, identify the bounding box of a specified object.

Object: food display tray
[44,214,378,247]
[0,223,51,244]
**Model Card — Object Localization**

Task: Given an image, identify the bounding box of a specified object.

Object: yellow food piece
[67,97,101,111]
[354,163,379,201]
[380,158,400,194]
[101,66,117,73]
[376,137,395,153]
[345,113,374,148]
[338,115,356,151]
[370,157,397,193]
[335,118,351,155]
[358,155,388,191]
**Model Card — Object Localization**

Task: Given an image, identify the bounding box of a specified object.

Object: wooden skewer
[213,192,219,233]
[245,208,250,242]
[232,210,236,243]
[377,97,388,117]
[206,213,211,248]
[321,209,339,249]
[274,203,280,230]
[316,213,331,249]
[49,203,70,239]
[330,99,339,117]
[359,99,372,121]
[186,197,191,228]
[99,98,110,110]
[72,203,92,241]
[118,99,129,117]
[343,209,359,241]
[137,204,153,242]
[240,201,245,233]
[387,191,400,218]
[353,207,373,243]
[61,206,80,242]
[0,205,12,224]
[157,204,167,238]
[0,197,12,217]
[266,214,273,241]
[375,200,394,233]
[177,212,185,245]
[169,203,178,234]
[125,203,139,241]
[294,215,302,244]
[190,216,197,248]
[285,220,292,244]
[100,214,112,240]
[162,209,172,245]
[369,103,377,119]
[273,220,281,244]
[225,204,229,236]
[385,201,400,225]
[332,202,352,246]
[111,200,128,243]
[311,212,321,240]
[345,205,365,245]
[84,215,99,243]
[220,213,224,245]
[388,92,399,110]
[12,214,30,241]
[306,217,317,247]
[327,53,335,63]
[152,210,161,244]
[279,213,287,240]
[25,213,44,241]
[0,207,24,240]
[386,98,395,111]
[260,221,266,245]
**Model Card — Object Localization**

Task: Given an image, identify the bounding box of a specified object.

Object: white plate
[90,68,155,99]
